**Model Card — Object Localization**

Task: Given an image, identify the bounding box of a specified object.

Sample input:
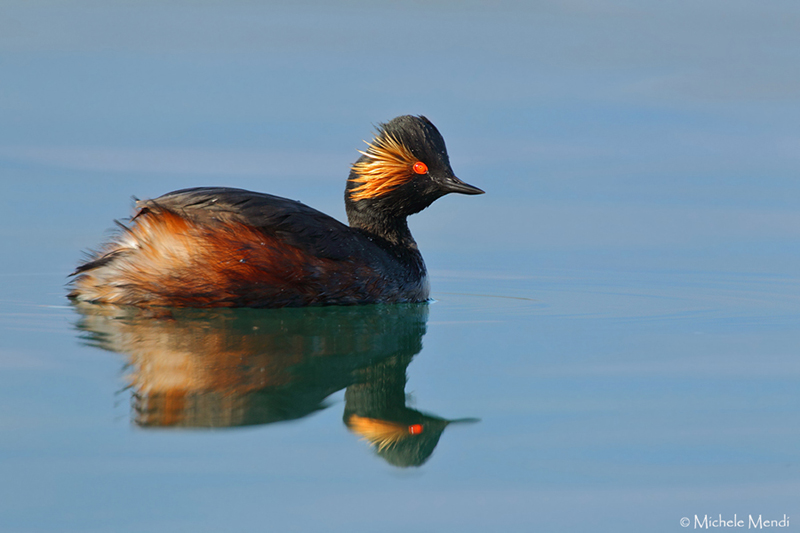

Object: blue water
[1,2,799,532]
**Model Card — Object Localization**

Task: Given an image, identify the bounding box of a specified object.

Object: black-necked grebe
[69,115,484,307]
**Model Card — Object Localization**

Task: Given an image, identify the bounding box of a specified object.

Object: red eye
[408,424,424,435]
[412,162,428,174]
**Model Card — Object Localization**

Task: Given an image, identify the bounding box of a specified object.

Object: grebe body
[69,116,483,308]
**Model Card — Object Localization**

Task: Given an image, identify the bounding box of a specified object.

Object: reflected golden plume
[346,414,422,452]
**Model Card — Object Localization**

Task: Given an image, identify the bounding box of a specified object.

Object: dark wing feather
[140,187,365,261]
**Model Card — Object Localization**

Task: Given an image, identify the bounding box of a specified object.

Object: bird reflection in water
[72,302,476,467]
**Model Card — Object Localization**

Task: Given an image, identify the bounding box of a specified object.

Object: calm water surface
[1,2,799,532]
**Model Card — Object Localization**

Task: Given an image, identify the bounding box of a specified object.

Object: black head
[345,115,483,222]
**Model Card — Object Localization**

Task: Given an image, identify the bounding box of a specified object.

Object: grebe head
[345,115,483,223]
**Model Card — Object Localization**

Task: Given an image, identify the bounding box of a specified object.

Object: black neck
[346,208,417,249]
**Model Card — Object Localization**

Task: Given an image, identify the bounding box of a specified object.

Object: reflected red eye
[412,162,428,174]
[408,424,424,435]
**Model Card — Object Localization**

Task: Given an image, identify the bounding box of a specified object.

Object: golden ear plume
[349,133,417,201]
